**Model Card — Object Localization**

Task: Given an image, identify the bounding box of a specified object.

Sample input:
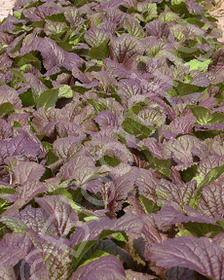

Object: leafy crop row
[0,0,224,279]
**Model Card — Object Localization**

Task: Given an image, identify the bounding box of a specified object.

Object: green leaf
[0,103,14,116]
[96,155,120,167]
[9,69,27,88]
[111,231,128,243]
[0,216,27,234]
[19,88,35,107]
[189,105,224,125]
[141,149,171,177]
[44,20,68,36]
[122,117,155,140]
[181,164,198,182]
[58,85,73,98]
[0,185,14,194]
[47,188,73,201]
[143,3,157,22]
[45,13,68,22]
[45,149,59,166]
[171,0,189,17]
[183,222,223,237]
[168,81,205,97]
[78,250,109,268]
[36,89,59,110]
[70,0,90,8]
[87,99,109,113]
[138,195,160,214]
[72,240,98,270]
[190,164,224,208]
[88,38,110,60]
[176,46,200,60]
[13,52,42,70]
[185,59,212,72]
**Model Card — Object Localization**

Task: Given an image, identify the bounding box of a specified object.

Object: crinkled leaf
[0,86,22,109]
[53,136,84,161]
[163,135,207,171]
[0,266,16,280]
[0,131,42,165]
[70,255,126,280]
[156,178,197,209]
[85,27,110,47]
[35,195,79,236]
[20,37,82,71]
[197,181,224,219]
[0,232,33,267]
[150,236,224,280]
[12,161,45,185]
[57,153,98,185]
[123,16,144,38]
[190,164,224,208]
[0,120,12,140]
[2,181,46,217]
[153,204,218,231]
[109,34,143,68]
[27,229,72,280]
[70,213,143,247]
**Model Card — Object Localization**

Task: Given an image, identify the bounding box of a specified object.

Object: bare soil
[0,0,16,21]
[207,0,224,42]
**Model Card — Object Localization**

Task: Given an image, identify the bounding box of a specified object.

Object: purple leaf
[138,138,163,159]
[198,181,224,219]
[0,266,16,280]
[150,236,224,280]
[12,161,45,185]
[109,34,143,68]
[141,214,165,260]
[57,152,98,185]
[2,181,46,217]
[0,85,22,109]
[134,168,160,201]
[153,205,217,230]
[26,229,72,280]
[22,1,64,21]
[0,120,12,140]
[53,136,85,161]
[93,111,120,128]
[117,78,142,101]
[145,20,173,40]
[156,177,197,209]
[70,213,143,246]
[0,130,43,167]
[163,135,207,170]
[165,266,201,280]
[0,233,33,267]
[35,195,79,236]
[70,255,126,280]
[84,135,133,163]
[64,7,84,28]
[84,27,111,47]
[162,115,196,139]
[10,205,56,235]
[20,37,82,71]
